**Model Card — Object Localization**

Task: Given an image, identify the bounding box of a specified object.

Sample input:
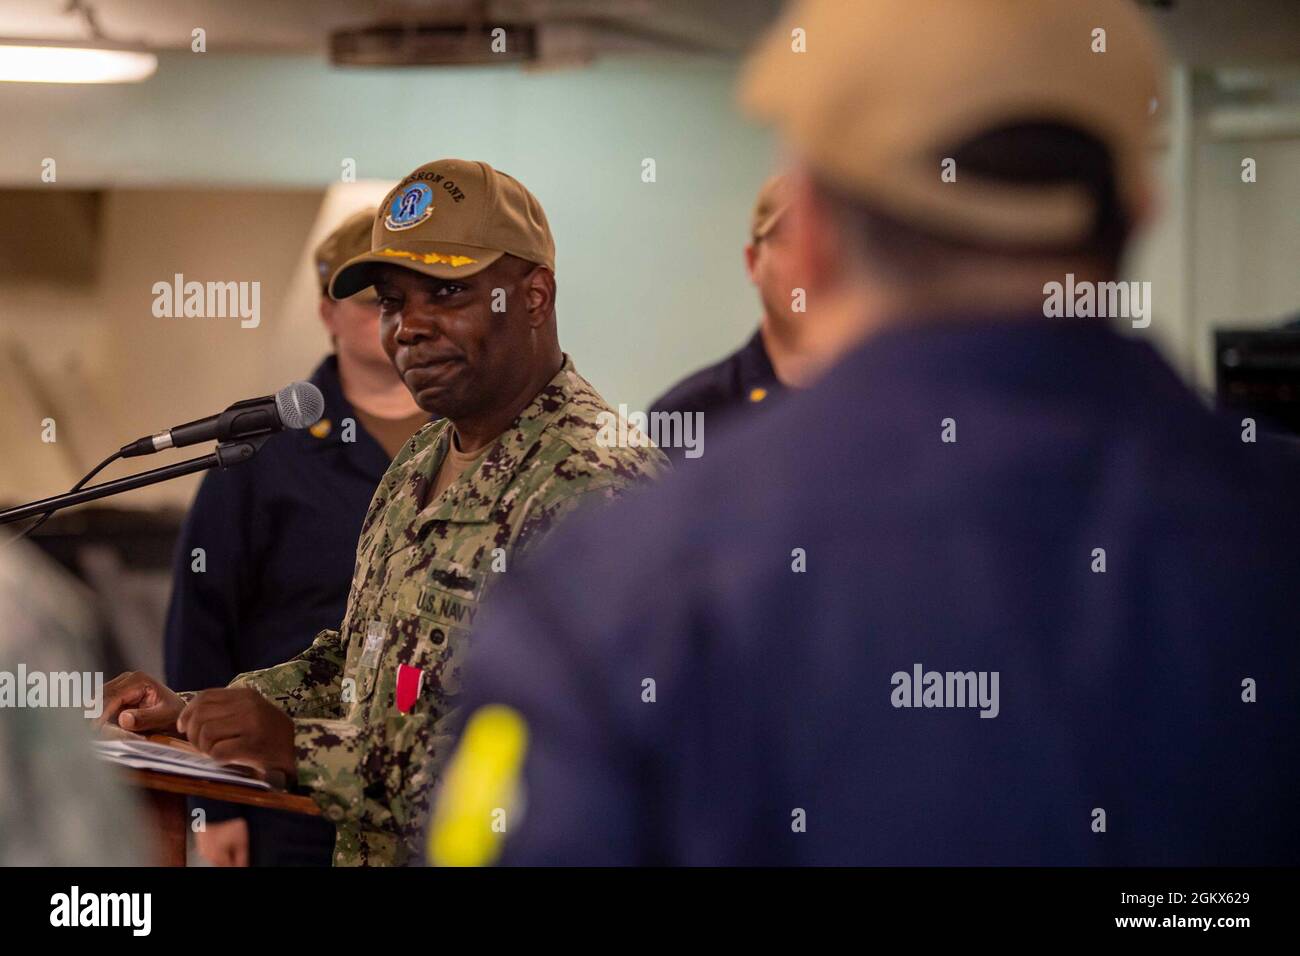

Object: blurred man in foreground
[431,0,1300,865]
[164,209,431,866]
[101,160,667,865]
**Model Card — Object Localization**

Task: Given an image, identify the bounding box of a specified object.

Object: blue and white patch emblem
[385,182,435,231]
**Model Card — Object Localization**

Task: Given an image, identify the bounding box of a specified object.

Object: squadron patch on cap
[385,182,435,231]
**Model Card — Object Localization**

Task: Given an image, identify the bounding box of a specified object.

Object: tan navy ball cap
[751,173,792,241]
[330,159,556,299]
[740,0,1167,246]
[313,208,376,296]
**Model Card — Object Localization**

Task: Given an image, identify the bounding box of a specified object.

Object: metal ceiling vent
[328,0,734,70]
[331,23,539,66]
[331,3,538,68]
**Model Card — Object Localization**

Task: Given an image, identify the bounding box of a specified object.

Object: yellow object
[309,418,332,438]
[749,387,768,403]
[427,704,530,867]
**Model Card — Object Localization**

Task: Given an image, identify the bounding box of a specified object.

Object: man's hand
[178,688,297,780]
[97,671,185,733]
[196,817,250,867]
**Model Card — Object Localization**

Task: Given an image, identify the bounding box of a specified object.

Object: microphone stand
[0,435,271,526]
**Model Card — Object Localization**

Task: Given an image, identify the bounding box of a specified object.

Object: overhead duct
[326,0,750,70]
[330,20,538,67]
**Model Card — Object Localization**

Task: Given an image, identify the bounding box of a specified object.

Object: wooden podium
[120,737,322,867]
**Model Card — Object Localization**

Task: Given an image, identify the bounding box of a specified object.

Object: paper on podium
[95,735,274,791]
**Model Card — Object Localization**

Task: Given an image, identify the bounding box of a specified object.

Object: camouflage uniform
[224,357,667,865]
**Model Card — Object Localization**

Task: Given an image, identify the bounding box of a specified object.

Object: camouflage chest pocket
[387,566,486,711]
[339,616,388,714]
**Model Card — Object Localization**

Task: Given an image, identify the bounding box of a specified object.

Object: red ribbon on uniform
[395,663,425,714]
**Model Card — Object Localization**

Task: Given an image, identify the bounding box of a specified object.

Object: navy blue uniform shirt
[649,330,785,464]
[456,316,1300,865]
[165,355,429,865]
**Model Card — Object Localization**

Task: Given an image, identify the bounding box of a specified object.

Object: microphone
[119,381,326,458]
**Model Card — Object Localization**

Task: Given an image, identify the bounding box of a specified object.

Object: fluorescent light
[0,40,156,84]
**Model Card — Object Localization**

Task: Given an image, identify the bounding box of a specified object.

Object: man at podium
[97,159,668,865]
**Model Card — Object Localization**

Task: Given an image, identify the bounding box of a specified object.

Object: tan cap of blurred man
[739,0,1164,369]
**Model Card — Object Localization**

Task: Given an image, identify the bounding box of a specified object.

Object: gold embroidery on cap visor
[328,245,498,299]
[378,248,480,268]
